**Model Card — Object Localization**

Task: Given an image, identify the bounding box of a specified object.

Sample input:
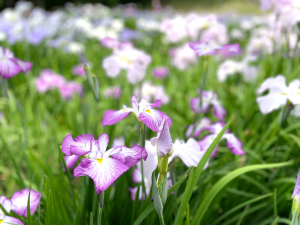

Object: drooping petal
[102,108,133,126]
[139,108,172,132]
[213,102,227,120]
[64,155,80,169]
[132,168,142,183]
[256,94,287,114]
[10,189,41,217]
[74,158,129,194]
[2,215,24,225]
[1,199,12,213]
[149,99,162,108]
[169,138,205,167]
[0,59,22,79]
[218,44,241,57]
[69,134,97,156]
[257,75,287,94]
[11,59,32,73]
[150,116,173,157]
[190,97,201,113]
[292,170,300,198]
[185,124,194,138]
[98,133,109,153]
[61,134,76,155]
[197,135,219,158]
[224,133,245,155]
[110,145,147,167]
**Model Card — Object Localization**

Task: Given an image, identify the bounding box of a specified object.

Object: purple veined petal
[104,146,123,158]
[152,116,173,157]
[11,58,32,73]
[193,117,211,138]
[0,58,22,79]
[102,107,133,127]
[188,40,218,57]
[110,145,147,167]
[0,195,8,204]
[98,133,109,153]
[150,137,158,146]
[89,150,104,159]
[64,155,80,170]
[69,134,96,156]
[74,157,129,194]
[138,108,172,132]
[224,133,245,155]
[131,95,139,116]
[185,124,194,138]
[132,168,142,183]
[213,103,227,120]
[61,134,76,155]
[197,135,219,158]
[149,99,162,108]
[292,170,300,198]
[10,188,41,217]
[1,215,24,225]
[169,138,204,167]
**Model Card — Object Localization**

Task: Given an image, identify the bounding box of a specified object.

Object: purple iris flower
[198,122,245,157]
[0,47,32,79]
[152,66,169,78]
[102,95,172,132]
[0,188,41,225]
[61,133,147,194]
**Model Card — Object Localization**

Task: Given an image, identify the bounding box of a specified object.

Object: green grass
[0,15,299,225]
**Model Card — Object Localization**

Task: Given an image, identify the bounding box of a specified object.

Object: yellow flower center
[145,109,151,113]
[122,109,127,111]
[0,219,3,224]
[280,92,288,95]
[1,57,5,61]
[119,55,132,65]
[97,158,103,164]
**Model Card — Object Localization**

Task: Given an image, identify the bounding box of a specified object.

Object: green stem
[159,214,165,225]
[0,78,9,99]
[98,191,104,225]
[139,123,147,200]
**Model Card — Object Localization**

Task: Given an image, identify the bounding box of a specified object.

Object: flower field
[0,1,300,224]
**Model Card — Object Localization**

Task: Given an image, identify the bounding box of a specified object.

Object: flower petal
[256,94,287,114]
[102,108,133,126]
[292,170,300,198]
[74,158,129,194]
[2,216,24,225]
[64,155,80,169]
[110,145,147,167]
[0,59,22,79]
[154,116,173,157]
[70,134,96,156]
[213,103,227,120]
[197,135,219,158]
[224,133,245,155]
[98,133,109,153]
[138,109,172,132]
[131,95,139,116]
[169,138,204,167]
[193,117,211,138]
[149,99,162,108]
[10,189,41,217]
[12,59,32,73]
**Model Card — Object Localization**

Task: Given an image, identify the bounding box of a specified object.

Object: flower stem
[159,214,165,225]
[0,78,9,99]
[139,122,147,200]
[98,191,104,225]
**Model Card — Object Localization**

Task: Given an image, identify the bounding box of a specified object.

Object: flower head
[102,95,172,132]
[256,75,300,114]
[62,133,147,194]
[152,66,169,79]
[0,47,32,79]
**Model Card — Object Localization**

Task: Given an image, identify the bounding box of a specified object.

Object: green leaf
[191,160,294,225]
[90,212,94,225]
[174,122,230,225]
[94,77,99,102]
[133,173,188,225]
[161,175,168,205]
[152,172,163,216]
[27,188,33,225]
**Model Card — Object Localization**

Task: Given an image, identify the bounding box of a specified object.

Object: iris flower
[62,133,147,194]
[0,47,32,79]
[198,122,245,157]
[256,75,300,114]
[102,95,172,132]
[0,188,41,225]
